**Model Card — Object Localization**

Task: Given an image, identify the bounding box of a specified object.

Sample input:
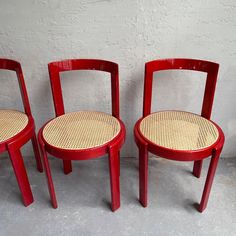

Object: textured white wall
[0,0,236,157]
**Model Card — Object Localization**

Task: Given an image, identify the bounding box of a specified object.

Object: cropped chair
[38,59,125,211]
[134,58,225,212]
[0,58,43,206]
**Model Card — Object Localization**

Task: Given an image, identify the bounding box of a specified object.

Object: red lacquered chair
[134,58,225,212]
[0,58,43,206]
[38,59,125,211]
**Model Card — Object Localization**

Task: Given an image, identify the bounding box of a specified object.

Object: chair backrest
[143,58,219,119]
[0,58,32,116]
[48,59,120,119]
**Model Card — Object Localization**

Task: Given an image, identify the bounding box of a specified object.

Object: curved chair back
[0,58,32,116]
[144,58,219,119]
[48,59,120,119]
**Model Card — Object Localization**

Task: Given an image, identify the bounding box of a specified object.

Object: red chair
[38,59,125,211]
[0,58,43,206]
[134,58,225,212]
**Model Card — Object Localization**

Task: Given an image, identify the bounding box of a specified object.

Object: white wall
[0,0,236,158]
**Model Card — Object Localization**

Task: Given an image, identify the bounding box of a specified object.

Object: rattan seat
[43,111,121,150]
[0,109,28,142]
[139,111,219,151]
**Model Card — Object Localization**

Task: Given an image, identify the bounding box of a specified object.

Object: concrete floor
[0,155,235,236]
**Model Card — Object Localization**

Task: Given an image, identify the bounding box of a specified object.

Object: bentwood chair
[0,58,43,206]
[38,59,125,211]
[134,58,225,212]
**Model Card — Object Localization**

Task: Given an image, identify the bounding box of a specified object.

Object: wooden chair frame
[0,58,43,206]
[134,58,225,212]
[38,59,125,211]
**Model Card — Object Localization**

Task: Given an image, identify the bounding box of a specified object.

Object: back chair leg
[139,145,148,207]
[199,148,222,212]
[63,160,72,175]
[31,132,43,172]
[193,160,203,178]
[108,147,120,211]
[8,148,34,206]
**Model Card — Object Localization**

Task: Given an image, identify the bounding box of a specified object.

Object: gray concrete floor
[0,155,235,236]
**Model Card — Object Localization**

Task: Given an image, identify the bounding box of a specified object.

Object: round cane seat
[0,110,28,142]
[139,111,219,151]
[43,111,121,150]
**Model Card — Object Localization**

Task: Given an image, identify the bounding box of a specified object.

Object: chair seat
[139,111,219,151]
[43,111,121,150]
[0,110,28,142]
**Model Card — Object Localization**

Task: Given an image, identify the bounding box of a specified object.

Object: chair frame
[38,59,125,211]
[134,58,225,212]
[0,58,43,206]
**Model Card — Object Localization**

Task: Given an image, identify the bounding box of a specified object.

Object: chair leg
[8,148,34,206]
[31,132,43,172]
[139,145,148,207]
[118,151,120,177]
[193,160,203,178]
[108,147,120,212]
[40,146,58,208]
[63,160,72,175]
[199,149,221,212]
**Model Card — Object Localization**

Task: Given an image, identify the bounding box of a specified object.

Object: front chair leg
[31,132,43,172]
[8,148,34,206]
[40,144,58,208]
[193,160,203,178]
[118,151,120,177]
[199,148,222,212]
[139,144,148,207]
[63,160,72,175]
[108,147,120,211]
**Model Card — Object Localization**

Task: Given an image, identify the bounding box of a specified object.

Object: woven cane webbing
[0,110,28,142]
[140,111,219,150]
[43,111,121,150]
